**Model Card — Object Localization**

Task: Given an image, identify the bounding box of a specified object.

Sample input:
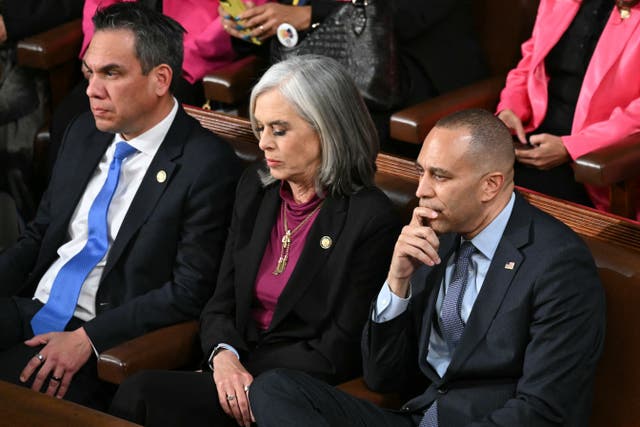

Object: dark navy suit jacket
[363,193,605,426]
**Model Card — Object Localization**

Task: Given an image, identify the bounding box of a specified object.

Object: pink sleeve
[562,98,640,160]
[495,35,536,126]
[80,0,128,58]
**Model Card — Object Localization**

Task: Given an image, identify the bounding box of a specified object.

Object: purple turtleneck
[251,183,323,330]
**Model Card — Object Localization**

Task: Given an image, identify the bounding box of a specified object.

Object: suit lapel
[444,196,532,378]
[416,254,452,383]
[56,132,112,232]
[574,5,640,130]
[267,195,348,331]
[101,107,189,279]
[235,183,281,332]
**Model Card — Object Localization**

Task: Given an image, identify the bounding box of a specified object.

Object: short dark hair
[435,108,515,174]
[92,1,185,92]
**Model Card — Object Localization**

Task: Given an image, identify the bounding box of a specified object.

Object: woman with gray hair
[109,55,400,427]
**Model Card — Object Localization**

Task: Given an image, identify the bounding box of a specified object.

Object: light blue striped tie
[31,142,137,335]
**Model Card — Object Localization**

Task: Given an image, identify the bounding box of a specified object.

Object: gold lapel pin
[504,261,515,270]
[156,170,167,183]
[320,236,332,249]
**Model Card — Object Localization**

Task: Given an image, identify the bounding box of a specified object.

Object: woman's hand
[213,350,255,427]
[516,133,570,169]
[220,2,311,42]
[497,109,527,144]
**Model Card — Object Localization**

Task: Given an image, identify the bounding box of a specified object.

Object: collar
[465,192,516,260]
[114,97,178,155]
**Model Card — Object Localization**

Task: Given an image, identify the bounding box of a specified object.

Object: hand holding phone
[220,0,262,45]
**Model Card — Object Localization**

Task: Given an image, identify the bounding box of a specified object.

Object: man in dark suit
[0,2,240,410]
[249,109,605,426]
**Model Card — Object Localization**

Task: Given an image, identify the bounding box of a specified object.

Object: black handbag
[270,0,399,111]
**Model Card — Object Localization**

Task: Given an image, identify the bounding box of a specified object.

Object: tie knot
[114,141,137,161]
[457,241,476,262]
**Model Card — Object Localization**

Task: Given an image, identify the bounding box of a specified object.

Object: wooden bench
[0,379,141,426]
[97,107,640,426]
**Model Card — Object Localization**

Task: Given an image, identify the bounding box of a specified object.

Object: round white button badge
[277,23,299,48]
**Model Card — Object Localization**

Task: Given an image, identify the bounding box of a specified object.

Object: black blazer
[363,194,605,426]
[0,106,241,351]
[200,164,401,385]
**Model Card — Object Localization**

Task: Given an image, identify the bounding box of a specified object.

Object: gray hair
[93,2,185,92]
[249,55,379,197]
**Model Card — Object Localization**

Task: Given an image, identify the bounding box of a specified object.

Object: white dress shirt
[34,99,178,321]
[373,193,516,377]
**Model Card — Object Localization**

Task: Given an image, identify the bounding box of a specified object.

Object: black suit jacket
[0,106,241,351]
[363,194,605,426]
[200,164,401,385]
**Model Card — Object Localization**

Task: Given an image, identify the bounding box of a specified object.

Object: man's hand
[516,133,570,170]
[20,327,93,399]
[213,350,255,427]
[497,109,527,144]
[387,207,440,298]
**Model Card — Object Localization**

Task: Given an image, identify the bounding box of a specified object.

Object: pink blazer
[497,0,640,220]
[80,0,268,84]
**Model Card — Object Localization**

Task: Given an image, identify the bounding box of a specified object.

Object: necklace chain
[273,200,324,275]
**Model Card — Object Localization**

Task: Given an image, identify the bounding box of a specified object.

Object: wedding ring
[35,353,45,363]
[259,25,265,32]
[226,394,236,401]
[243,385,250,392]
[50,375,62,382]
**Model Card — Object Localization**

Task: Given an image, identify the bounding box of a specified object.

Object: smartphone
[220,0,262,45]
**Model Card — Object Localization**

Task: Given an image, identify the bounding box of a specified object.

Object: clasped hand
[497,109,571,169]
[19,327,92,399]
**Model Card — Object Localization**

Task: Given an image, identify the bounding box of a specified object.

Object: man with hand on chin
[250,109,605,427]
[0,2,239,410]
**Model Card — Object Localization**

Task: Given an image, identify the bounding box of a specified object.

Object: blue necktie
[420,241,476,427]
[31,142,137,335]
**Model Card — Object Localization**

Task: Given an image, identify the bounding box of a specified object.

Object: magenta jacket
[497,0,640,219]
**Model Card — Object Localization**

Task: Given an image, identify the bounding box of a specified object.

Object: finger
[19,352,45,384]
[225,391,244,425]
[56,371,73,399]
[239,5,264,21]
[24,334,49,347]
[235,386,252,426]
[528,133,546,145]
[396,234,441,266]
[31,359,53,392]
[45,369,65,397]
[514,123,526,144]
[217,386,234,418]
[410,207,437,226]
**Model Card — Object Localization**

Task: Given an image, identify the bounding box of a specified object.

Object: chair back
[473,0,540,75]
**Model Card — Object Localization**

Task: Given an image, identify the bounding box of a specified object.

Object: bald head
[434,109,515,179]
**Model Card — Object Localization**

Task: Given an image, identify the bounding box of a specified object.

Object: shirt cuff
[372,281,411,323]
[207,343,240,371]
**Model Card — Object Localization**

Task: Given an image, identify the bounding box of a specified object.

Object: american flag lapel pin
[504,261,515,270]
